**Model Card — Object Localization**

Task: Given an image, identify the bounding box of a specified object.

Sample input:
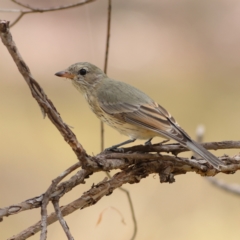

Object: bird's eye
[78,69,87,76]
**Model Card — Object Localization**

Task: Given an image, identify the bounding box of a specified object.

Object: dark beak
[55,70,75,79]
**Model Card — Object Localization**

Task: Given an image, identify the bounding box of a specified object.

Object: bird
[55,62,225,170]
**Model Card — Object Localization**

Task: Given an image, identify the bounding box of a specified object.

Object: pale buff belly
[98,112,162,140]
[85,93,165,140]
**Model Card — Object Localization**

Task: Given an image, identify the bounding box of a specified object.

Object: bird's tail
[186,140,224,170]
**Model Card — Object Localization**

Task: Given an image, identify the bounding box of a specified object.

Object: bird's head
[55,62,106,92]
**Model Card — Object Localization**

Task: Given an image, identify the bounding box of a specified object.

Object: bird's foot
[104,146,125,152]
[144,138,153,146]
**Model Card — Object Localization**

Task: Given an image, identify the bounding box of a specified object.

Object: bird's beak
[55,70,75,79]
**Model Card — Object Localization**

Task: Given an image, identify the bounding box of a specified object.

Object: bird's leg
[144,138,153,146]
[105,139,136,152]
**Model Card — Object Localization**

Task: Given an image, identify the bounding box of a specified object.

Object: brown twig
[0,20,89,167]
[1,149,240,221]
[101,0,112,151]
[207,178,240,196]
[195,126,240,197]
[2,150,239,221]
[2,152,240,239]
[52,199,74,240]
[0,168,92,221]
[40,162,81,240]
[118,140,240,155]
[118,187,137,240]
[105,171,137,240]
[0,0,96,27]
[103,0,111,75]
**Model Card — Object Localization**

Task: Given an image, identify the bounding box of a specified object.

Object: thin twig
[0,163,86,220]
[196,125,240,197]
[40,162,81,240]
[101,0,112,151]
[12,0,96,11]
[100,120,104,151]
[207,178,240,196]
[12,0,35,10]
[117,140,240,155]
[52,199,74,240]
[10,13,24,27]
[103,0,111,75]
[0,0,96,27]
[118,187,137,240]
[106,170,137,240]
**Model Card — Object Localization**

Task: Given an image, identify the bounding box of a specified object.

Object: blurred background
[1,0,240,239]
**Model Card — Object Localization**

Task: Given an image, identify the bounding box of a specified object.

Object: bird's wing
[97,78,191,144]
[98,99,190,145]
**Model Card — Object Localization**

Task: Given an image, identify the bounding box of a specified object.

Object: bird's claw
[104,147,125,152]
[144,138,153,146]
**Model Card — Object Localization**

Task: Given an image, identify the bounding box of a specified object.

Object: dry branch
[120,140,240,155]
[207,178,240,196]
[101,0,112,151]
[1,152,240,221]
[52,199,74,240]
[0,0,96,27]
[0,20,88,166]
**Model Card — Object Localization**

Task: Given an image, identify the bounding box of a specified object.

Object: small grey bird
[55,62,224,170]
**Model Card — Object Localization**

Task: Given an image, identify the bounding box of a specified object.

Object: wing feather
[99,98,190,145]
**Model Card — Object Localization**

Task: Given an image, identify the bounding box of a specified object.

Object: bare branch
[106,171,137,240]
[207,178,240,196]
[7,156,240,240]
[101,0,112,151]
[0,20,89,168]
[118,187,137,240]
[11,0,35,10]
[52,199,74,240]
[40,162,81,240]
[118,140,240,155]
[11,0,96,12]
[0,166,90,221]
[0,0,96,27]
[2,151,240,222]
[103,0,111,75]
[10,13,24,27]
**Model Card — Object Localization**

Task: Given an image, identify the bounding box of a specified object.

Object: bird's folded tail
[186,140,224,170]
